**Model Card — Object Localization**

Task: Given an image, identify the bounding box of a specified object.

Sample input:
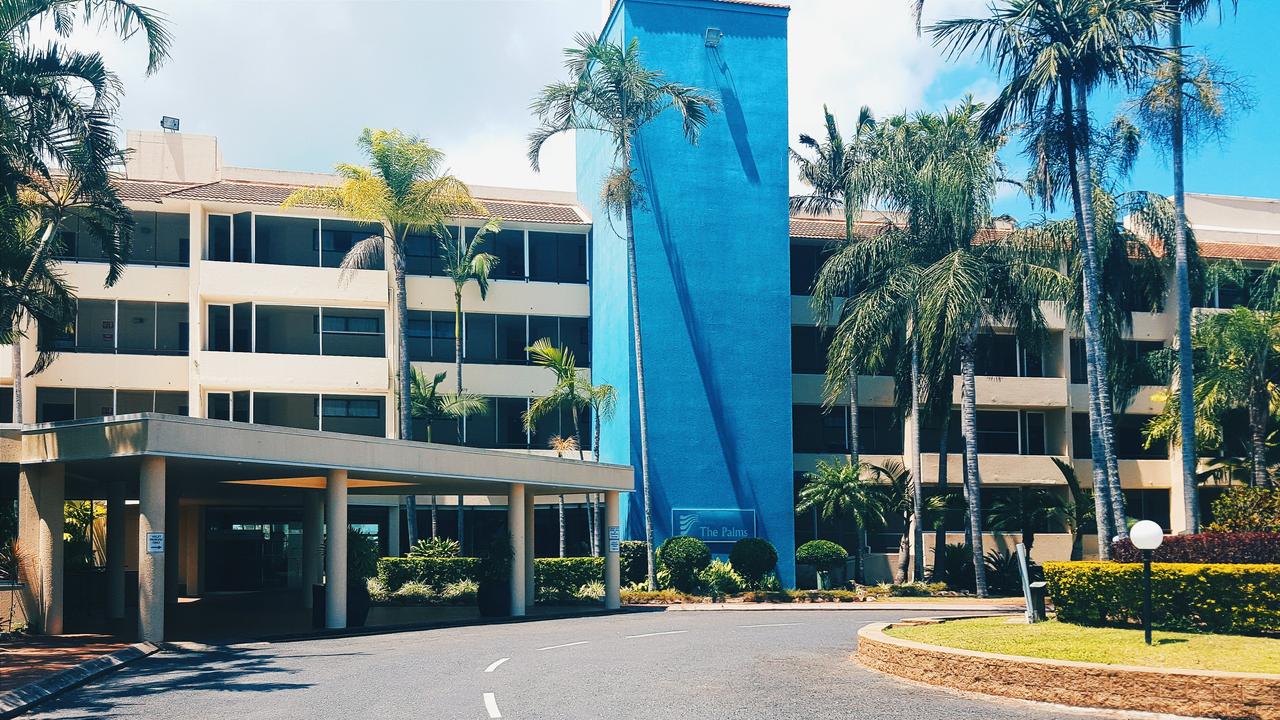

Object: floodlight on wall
[160,116,180,132]
[705,28,724,48]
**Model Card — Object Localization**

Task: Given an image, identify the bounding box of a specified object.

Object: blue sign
[671,508,756,545]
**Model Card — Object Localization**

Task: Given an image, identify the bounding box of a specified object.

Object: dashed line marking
[739,622,802,628]
[484,657,509,673]
[536,641,589,651]
[483,692,502,718]
[625,630,688,639]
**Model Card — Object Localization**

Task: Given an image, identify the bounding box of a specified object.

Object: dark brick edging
[856,622,1280,720]
[0,642,158,719]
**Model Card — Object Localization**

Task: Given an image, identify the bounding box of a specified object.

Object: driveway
[28,609,1113,719]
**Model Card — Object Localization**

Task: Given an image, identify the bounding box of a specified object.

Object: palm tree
[548,434,579,557]
[524,339,591,557]
[586,381,618,557]
[986,487,1067,561]
[1050,457,1096,560]
[792,105,878,457]
[409,368,488,539]
[932,0,1175,551]
[795,457,886,585]
[284,129,494,545]
[1132,0,1245,532]
[1145,308,1280,488]
[872,458,915,583]
[529,33,716,589]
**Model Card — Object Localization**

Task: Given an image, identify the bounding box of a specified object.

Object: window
[35,388,187,422]
[407,310,455,362]
[789,242,826,296]
[320,309,385,358]
[1123,489,1171,531]
[495,315,527,363]
[792,405,848,453]
[131,211,189,265]
[319,219,383,269]
[858,406,903,455]
[976,410,1020,454]
[791,326,829,374]
[923,410,1044,455]
[528,231,587,283]
[209,215,232,262]
[405,227,452,276]
[255,215,318,267]
[253,392,319,431]
[560,317,590,367]
[43,301,187,355]
[208,305,231,352]
[1021,411,1047,455]
[1073,412,1165,459]
[256,306,320,355]
[464,314,496,363]
[319,395,385,437]
[208,393,231,421]
[486,228,526,280]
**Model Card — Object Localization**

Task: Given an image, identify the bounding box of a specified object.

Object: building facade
[3,0,1273,593]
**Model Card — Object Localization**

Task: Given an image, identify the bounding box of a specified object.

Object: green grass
[885,617,1280,674]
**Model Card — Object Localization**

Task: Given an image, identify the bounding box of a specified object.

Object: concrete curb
[0,642,158,719]
[856,621,1280,720]
[659,602,1024,612]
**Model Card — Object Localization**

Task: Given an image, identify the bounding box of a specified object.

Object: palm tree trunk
[959,319,988,597]
[392,237,418,545]
[1073,82,1129,541]
[571,406,585,462]
[1059,77,1115,557]
[430,496,438,539]
[1170,19,1200,531]
[454,289,464,423]
[624,194,657,591]
[848,369,860,455]
[933,407,951,580]
[1250,387,1268,488]
[909,330,924,581]
[457,496,465,550]
[895,509,910,584]
[556,494,565,557]
[11,315,22,423]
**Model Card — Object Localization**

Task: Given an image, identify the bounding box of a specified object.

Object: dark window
[320,309,385,358]
[529,231,587,283]
[319,395,385,437]
[465,314,496,363]
[320,220,383,270]
[407,310,456,362]
[792,405,848,453]
[975,334,1019,377]
[1070,339,1087,384]
[976,410,1020,454]
[0,387,11,423]
[789,242,825,296]
[232,213,252,263]
[561,317,590,368]
[208,393,231,421]
[406,227,451,276]
[1123,489,1171,531]
[232,391,251,422]
[858,406,903,455]
[1021,411,1047,455]
[36,388,75,423]
[495,315,527,364]
[791,326,829,374]
[209,215,232,261]
[232,303,253,352]
[484,228,525,280]
[132,211,189,265]
[255,215,318,267]
[1073,412,1164,459]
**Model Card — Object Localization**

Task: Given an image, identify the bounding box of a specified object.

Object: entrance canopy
[11,413,632,498]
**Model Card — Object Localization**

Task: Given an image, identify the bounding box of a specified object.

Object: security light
[1130,520,1163,551]
[705,28,724,48]
[1129,519,1164,645]
[160,116,180,132]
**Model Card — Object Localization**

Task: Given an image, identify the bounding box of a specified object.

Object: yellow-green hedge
[1044,561,1280,636]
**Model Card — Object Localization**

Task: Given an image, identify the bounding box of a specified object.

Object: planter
[311,583,373,628]
[476,578,511,618]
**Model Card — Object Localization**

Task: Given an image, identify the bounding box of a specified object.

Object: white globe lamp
[1129,519,1164,645]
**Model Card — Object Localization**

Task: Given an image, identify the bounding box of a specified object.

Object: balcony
[36,353,188,390]
[410,361,582,397]
[406,275,589,317]
[791,374,894,406]
[199,352,388,392]
[1072,458,1172,489]
[200,260,386,305]
[923,453,1068,486]
[63,263,189,303]
[951,375,1068,408]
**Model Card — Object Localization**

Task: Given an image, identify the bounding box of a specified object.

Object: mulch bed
[0,635,128,694]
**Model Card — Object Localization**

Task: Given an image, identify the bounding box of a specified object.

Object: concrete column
[387,505,401,558]
[138,456,166,642]
[302,491,323,609]
[524,494,535,611]
[507,484,526,617]
[604,491,621,610]
[20,465,65,634]
[106,482,125,620]
[325,469,348,629]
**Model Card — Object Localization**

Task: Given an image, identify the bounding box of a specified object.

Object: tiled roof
[790,218,882,239]
[611,0,788,11]
[113,179,588,225]
[1198,242,1280,262]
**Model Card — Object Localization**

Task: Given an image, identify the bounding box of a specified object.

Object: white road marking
[536,641,589,651]
[483,692,502,718]
[484,657,509,673]
[739,623,803,629]
[624,630,689,639]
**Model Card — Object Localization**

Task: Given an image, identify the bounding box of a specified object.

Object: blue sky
[65,0,1275,219]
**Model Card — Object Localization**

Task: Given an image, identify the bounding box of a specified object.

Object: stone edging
[0,642,158,719]
[856,622,1280,720]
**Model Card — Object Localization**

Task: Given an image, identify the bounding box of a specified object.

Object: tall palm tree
[872,458,915,583]
[792,105,878,457]
[1145,307,1280,488]
[409,368,488,539]
[524,338,591,557]
[284,129,494,545]
[586,381,618,557]
[1132,0,1244,532]
[987,487,1067,561]
[1050,457,1096,560]
[932,0,1175,551]
[795,457,886,585]
[529,33,716,589]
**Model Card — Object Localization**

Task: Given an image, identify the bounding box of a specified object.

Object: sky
[60,0,1279,219]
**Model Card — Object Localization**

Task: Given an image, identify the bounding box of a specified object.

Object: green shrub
[347,529,380,585]
[376,557,483,592]
[620,589,703,604]
[441,579,478,603]
[657,536,712,593]
[407,537,461,558]
[757,572,783,592]
[1207,487,1280,533]
[729,538,778,588]
[1045,561,1280,636]
[928,542,976,591]
[575,582,605,601]
[392,581,436,603]
[796,540,847,572]
[698,559,745,598]
[534,557,604,603]
[620,541,649,586]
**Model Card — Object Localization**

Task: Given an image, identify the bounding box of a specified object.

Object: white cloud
[44,0,994,195]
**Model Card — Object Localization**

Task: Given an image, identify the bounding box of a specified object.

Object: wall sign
[607,526,620,553]
[145,532,165,554]
[671,508,756,545]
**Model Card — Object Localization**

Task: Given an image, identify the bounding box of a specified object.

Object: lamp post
[1129,520,1164,645]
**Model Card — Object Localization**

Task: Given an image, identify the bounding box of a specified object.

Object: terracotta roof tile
[1199,242,1280,262]
[112,179,588,225]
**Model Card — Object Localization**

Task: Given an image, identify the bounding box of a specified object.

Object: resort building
[2,0,1274,640]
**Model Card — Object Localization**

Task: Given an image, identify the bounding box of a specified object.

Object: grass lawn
[885,617,1280,674]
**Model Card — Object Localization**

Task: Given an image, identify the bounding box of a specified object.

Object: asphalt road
[28,609,1114,719]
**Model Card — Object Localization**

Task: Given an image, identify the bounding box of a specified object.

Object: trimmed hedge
[1045,561,1280,636]
[796,540,847,572]
[1111,532,1280,564]
[657,536,711,593]
[620,541,649,586]
[534,557,604,602]
[378,557,482,592]
[729,538,778,588]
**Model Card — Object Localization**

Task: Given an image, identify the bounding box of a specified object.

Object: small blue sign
[671,508,756,545]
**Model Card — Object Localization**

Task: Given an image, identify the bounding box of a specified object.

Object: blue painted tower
[578,0,795,585]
